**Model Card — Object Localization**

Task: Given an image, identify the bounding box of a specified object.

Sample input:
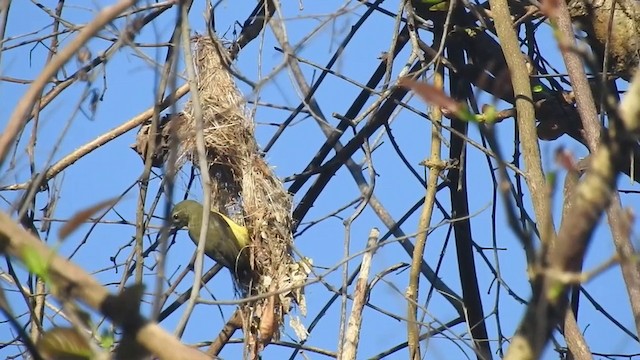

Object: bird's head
[170,200,202,229]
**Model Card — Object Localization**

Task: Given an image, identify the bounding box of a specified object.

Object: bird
[170,200,252,282]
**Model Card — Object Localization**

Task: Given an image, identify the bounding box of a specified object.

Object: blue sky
[1,1,639,359]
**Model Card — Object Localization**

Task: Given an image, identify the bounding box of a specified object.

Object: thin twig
[0,84,189,191]
[407,71,445,360]
[0,0,138,167]
[341,228,380,360]
[173,3,213,339]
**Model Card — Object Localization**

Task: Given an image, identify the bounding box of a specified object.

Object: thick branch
[0,212,209,360]
[489,0,554,244]
[504,68,640,360]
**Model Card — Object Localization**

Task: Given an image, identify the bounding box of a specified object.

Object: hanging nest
[174,36,308,355]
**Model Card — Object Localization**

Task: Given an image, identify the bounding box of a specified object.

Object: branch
[341,228,379,360]
[1,84,189,191]
[555,0,640,338]
[489,0,554,245]
[0,212,209,360]
[504,65,640,360]
[407,71,445,360]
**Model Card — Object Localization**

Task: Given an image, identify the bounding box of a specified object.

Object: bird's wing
[213,210,250,247]
[208,211,252,277]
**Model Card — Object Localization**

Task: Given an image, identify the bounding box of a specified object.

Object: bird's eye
[172,213,179,220]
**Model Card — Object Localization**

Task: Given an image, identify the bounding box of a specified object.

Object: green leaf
[464,27,478,38]
[99,328,115,350]
[547,280,565,301]
[475,105,498,123]
[546,171,557,188]
[431,1,450,10]
[459,108,476,123]
[21,246,50,283]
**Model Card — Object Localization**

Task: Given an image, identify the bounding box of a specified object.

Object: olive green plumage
[171,200,251,280]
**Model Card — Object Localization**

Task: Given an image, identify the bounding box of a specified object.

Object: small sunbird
[170,200,252,281]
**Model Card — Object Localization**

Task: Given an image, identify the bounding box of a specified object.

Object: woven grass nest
[133,36,309,354]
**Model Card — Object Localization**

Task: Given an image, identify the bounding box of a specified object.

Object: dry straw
[178,36,308,354]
